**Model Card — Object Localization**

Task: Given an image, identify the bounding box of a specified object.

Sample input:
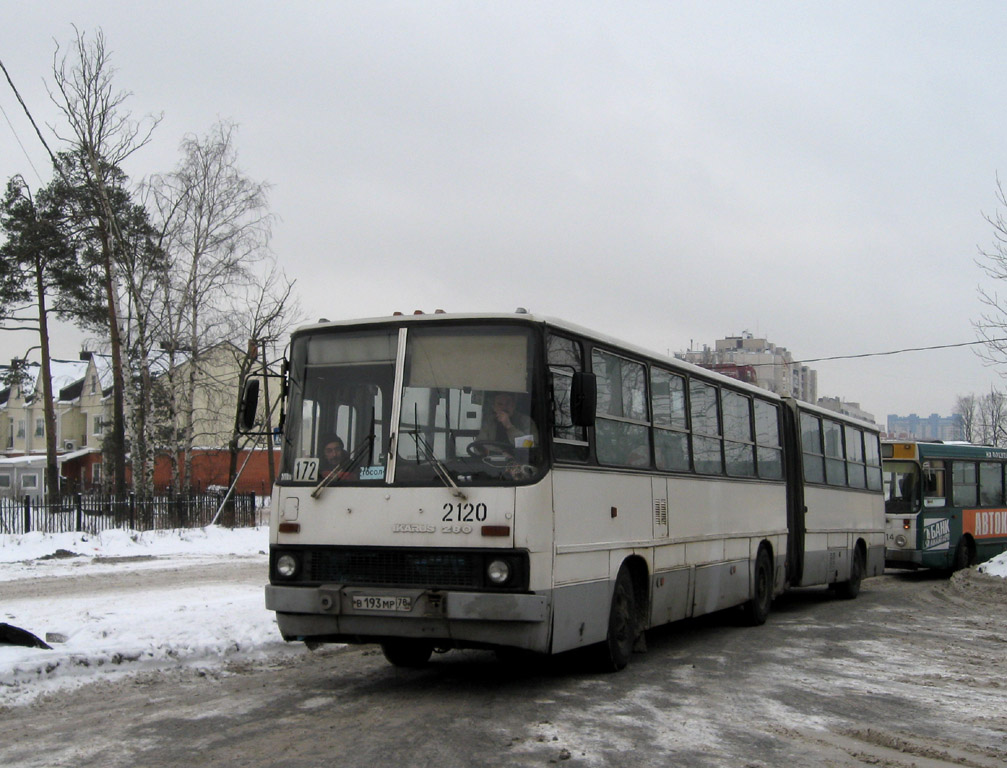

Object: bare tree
[47,27,161,494]
[224,264,301,489]
[955,393,977,443]
[148,121,272,491]
[979,388,1007,447]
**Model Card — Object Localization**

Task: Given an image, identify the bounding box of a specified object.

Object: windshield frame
[279,327,398,487]
[278,319,548,488]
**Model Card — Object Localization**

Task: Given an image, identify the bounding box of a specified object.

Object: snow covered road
[2,526,1007,766]
[1,526,304,707]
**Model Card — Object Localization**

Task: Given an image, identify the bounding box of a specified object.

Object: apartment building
[678,332,818,403]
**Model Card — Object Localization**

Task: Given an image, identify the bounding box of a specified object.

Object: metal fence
[0,492,266,536]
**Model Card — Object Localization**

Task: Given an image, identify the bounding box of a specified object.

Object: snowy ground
[0,525,306,708]
[2,525,1007,712]
[977,550,1007,577]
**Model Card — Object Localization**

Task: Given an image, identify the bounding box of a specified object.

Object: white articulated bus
[254,311,885,670]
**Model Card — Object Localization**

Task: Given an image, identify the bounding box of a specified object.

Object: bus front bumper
[266,583,549,622]
[265,583,552,649]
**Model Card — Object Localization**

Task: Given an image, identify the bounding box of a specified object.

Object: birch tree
[149,121,272,492]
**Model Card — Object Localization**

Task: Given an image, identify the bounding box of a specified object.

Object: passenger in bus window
[899,474,916,505]
[318,435,351,479]
[479,392,537,447]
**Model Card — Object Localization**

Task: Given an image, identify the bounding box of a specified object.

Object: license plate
[351,595,412,612]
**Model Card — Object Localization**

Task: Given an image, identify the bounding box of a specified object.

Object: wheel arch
[853,536,868,556]
[618,554,651,631]
[754,539,776,594]
[954,533,976,569]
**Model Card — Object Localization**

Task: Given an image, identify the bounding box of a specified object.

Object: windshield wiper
[406,429,467,500]
[310,436,372,498]
[311,414,376,498]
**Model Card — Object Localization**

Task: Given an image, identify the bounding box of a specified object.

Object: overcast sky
[3,1,1007,422]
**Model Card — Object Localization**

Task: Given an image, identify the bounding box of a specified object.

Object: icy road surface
[2,527,1007,767]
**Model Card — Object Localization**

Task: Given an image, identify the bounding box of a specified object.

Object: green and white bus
[254,311,885,669]
[883,440,1007,571]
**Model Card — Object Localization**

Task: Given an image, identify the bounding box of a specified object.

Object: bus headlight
[487,559,511,585]
[276,553,299,578]
[895,535,907,548]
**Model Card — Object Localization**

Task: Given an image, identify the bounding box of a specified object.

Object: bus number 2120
[442,502,488,522]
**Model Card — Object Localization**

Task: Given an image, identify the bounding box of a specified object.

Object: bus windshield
[395,325,543,485]
[282,329,397,484]
[883,460,920,515]
[281,324,544,486]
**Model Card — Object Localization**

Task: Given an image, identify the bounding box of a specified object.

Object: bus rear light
[279,522,301,534]
[902,519,911,530]
[481,525,510,537]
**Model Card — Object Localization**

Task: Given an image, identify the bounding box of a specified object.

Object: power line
[792,338,1007,365]
[0,56,61,175]
[0,98,44,184]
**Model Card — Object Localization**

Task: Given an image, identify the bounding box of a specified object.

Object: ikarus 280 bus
[247,311,885,670]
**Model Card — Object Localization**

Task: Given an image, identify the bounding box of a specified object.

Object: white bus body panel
[549,468,788,654]
[800,484,886,586]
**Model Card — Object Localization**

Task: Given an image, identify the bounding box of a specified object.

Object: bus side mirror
[571,372,596,427]
[238,378,260,432]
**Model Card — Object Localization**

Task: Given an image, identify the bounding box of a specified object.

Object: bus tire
[380,639,434,668]
[835,545,865,600]
[742,547,773,625]
[594,567,636,672]
[952,537,974,572]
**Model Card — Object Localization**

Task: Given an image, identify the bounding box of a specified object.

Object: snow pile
[976,549,1007,577]
[0,525,268,572]
[0,526,306,709]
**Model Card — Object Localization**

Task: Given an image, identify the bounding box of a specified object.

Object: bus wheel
[380,639,434,668]
[594,567,636,672]
[743,548,773,625]
[835,546,864,600]
[952,538,974,571]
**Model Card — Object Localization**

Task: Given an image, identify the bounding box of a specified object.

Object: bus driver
[479,391,536,447]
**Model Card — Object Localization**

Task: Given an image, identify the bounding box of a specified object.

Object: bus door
[781,400,805,585]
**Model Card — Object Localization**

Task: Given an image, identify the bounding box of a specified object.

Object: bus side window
[823,419,846,486]
[865,434,883,491]
[922,461,945,507]
[952,461,977,507]
[722,391,755,477]
[548,334,589,462]
[754,400,783,480]
[800,413,825,484]
[592,349,651,468]
[845,426,866,489]
[979,461,1003,506]
[651,368,690,472]
[690,379,723,475]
